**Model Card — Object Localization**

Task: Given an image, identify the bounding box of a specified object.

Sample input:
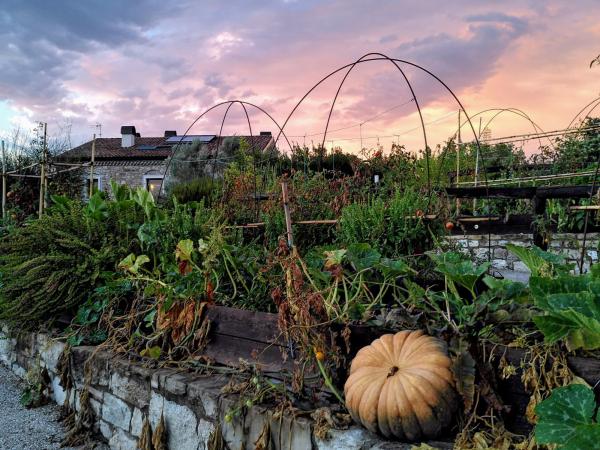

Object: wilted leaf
[451,346,476,412]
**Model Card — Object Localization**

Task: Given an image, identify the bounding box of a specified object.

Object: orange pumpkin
[344,330,456,440]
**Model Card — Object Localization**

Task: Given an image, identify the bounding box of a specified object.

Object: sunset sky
[0,0,599,154]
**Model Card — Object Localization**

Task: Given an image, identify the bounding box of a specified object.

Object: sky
[0,0,599,155]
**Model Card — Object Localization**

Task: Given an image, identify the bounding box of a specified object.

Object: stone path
[0,364,79,450]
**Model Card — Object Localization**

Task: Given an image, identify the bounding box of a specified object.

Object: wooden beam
[446,185,600,200]
[446,186,536,199]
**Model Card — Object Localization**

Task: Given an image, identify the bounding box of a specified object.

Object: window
[144,176,163,198]
[87,177,101,197]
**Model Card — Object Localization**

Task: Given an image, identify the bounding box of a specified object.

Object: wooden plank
[203,333,294,373]
[569,205,600,210]
[537,185,600,199]
[446,186,536,199]
[205,305,283,346]
[457,216,501,223]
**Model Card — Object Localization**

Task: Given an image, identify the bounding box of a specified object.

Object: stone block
[39,339,65,373]
[110,371,150,409]
[197,419,216,447]
[130,408,143,437]
[100,420,113,441]
[186,377,224,419]
[315,426,379,450]
[513,261,531,273]
[150,369,172,390]
[492,259,508,269]
[149,391,201,450]
[467,240,479,248]
[164,373,188,396]
[50,375,67,405]
[493,248,508,259]
[102,392,132,431]
[89,397,102,417]
[108,428,137,450]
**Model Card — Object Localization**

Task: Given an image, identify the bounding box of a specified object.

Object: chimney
[121,126,136,148]
[260,131,272,136]
[164,130,177,138]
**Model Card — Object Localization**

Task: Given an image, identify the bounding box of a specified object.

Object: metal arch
[319,52,431,193]
[454,107,553,151]
[271,53,491,259]
[567,96,600,129]
[211,101,253,181]
[157,99,293,201]
[273,55,484,184]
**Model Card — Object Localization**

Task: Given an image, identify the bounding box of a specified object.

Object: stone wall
[447,232,600,277]
[0,326,449,450]
[92,160,166,194]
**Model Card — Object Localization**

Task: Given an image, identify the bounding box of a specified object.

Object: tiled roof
[57,135,274,161]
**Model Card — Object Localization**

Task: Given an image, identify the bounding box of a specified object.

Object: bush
[0,200,123,324]
[169,177,221,205]
[338,188,437,258]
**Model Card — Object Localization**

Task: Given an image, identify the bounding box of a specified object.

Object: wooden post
[532,195,547,249]
[89,133,96,196]
[1,140,6,219]
[38,122,47,219]
[281,180,294,248]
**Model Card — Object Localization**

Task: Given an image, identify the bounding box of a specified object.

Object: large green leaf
[346,243,381,271]
[506,244,573,276]
[431,252,489,294]
[535,384,600,449]
[531,276,600,350]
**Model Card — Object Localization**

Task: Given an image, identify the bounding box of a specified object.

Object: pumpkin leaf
[535,384,600,449]
[346,243,381,271]
[431,252,489,294]
[530,276,600,350]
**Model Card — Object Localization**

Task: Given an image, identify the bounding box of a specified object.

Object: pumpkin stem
[387,366,400,377]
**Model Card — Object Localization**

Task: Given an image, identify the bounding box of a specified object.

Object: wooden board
[203,305,293,373]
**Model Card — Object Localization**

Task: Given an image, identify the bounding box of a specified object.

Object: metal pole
[1,140,6,219]
[89,133,96,196]
[456,110,461,214]
[473,117,481,213]
[38,122,47,219]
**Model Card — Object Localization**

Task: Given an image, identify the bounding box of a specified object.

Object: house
[57,126,274,197]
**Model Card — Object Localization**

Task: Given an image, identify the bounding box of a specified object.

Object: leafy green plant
[20,361,50,408]
[530,267,600,350]
[535,384,600,449]
[506,244,573,277]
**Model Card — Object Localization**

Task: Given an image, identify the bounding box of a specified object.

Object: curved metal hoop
[157,100,293,201]
[454,107,554,151]
[568,96,600,129]
[273,54,488,203]
[319,52,430,191]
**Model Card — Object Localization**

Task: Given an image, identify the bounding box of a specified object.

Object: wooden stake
[1,140,6,219]
[38,122,47,219]
[281,180,294,248]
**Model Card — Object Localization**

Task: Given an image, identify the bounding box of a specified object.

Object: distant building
[57,126,274,197]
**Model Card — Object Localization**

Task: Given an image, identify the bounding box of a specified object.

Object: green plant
[20,361,50,408]
[530,266,600,350]
[535,384,600,449]
[506,243,573,277]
